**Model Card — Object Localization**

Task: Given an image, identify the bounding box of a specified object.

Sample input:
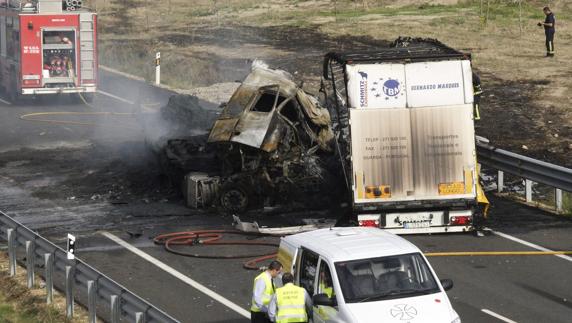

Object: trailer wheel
[219,182,250,214]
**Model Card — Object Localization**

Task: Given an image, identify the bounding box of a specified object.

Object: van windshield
[334,253,440,303]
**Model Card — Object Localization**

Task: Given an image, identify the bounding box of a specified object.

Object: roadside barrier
[476,137,572,213]
[0,211,180,323]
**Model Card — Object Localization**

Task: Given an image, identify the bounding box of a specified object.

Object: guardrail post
[66,265,74,318]
[88,280,97,323]
[44,253,53,304]
[7,228,16,276]
[110,295,119,323]
[25,240,35,288]
[525,179,533,203]
[556,189,563,212]
[136,312,145,323]
[497,170,504,193]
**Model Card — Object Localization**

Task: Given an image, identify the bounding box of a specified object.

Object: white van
[276,227,460,323]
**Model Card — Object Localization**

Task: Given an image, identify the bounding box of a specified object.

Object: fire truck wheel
[81,93,94,103]
[8,89,21,104]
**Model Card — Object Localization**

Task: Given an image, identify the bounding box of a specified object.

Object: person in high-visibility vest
[268,273,312,323]
[251,260,283,323]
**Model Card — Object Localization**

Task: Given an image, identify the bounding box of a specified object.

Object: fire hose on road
[153,230,279,270]
[152,229,572,271]
[152,229,572,272]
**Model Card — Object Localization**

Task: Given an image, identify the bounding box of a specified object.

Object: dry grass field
[91,0,571,166]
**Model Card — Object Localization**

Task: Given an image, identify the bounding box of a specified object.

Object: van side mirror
[313,293,337,307]
[440,279,454,291]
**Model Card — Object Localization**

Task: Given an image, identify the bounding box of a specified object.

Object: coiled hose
[153,230,279,270]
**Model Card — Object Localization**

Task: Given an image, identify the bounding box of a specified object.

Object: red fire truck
[0,0,96,102]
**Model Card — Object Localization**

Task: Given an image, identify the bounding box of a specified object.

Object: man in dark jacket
[538,7,555,57]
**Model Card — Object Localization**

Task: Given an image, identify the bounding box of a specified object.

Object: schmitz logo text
[358,71,368,107]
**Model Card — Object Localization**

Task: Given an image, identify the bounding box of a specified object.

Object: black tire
[219,182,251,214]
[8,83,21,104]
[81,93,94,103]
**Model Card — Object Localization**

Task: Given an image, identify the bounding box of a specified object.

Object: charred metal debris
[144,62,346,213]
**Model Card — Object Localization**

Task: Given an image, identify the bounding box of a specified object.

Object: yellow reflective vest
[319,282,334,298]
[251,271,274,312]
[276,283,308,323]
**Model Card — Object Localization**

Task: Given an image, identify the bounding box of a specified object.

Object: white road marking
[97,90,135,105]
[481,309,518,323]
[492,230,572,263]
[0,97,11,105]
[100,231,251,319]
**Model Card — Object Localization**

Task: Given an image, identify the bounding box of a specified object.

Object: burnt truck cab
[206,62,339,212]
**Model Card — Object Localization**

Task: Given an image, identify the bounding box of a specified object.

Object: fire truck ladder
[79,13,95,82]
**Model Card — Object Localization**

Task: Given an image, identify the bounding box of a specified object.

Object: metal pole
[497,170,504,193]
[66,265,74,318]
[88,280,97,323]
[26,240,35,288]
[110,295,119,323]
[525,179,533,203]
[136,312,145,323]
[556,189,563,212]
[155,52,161,85]
[7,228,16,276]
[45,253,53,304]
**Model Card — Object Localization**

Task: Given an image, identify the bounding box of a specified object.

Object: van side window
[317,261,335,299]
[299,249,319,295]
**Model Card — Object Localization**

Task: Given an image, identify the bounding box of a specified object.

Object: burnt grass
[477,73,572,168]
[160,24,390,76]
[102,24,391,88]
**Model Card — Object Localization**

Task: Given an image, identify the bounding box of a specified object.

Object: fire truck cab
[0,0,96,101]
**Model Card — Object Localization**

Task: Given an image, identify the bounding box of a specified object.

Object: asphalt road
[0,69,571,323]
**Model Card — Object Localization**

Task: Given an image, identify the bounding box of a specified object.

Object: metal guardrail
[476,137,572,212]
[0,211,180,323]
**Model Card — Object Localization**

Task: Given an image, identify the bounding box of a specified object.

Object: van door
[313,258,341,323]
[298,248,319,295]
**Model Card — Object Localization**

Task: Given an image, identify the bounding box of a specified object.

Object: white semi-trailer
[323,38,488,234]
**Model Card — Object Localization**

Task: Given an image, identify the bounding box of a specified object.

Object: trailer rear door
[346,60,476,205]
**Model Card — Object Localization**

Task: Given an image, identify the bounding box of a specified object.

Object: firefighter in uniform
[538,7,555,57]
[251,261,283,323]
[268,273,312,323]
[472,73,482,121]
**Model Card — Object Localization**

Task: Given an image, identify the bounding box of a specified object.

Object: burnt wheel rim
[221,188,248,212]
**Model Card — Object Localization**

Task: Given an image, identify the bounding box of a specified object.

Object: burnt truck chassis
[155,64,345,213]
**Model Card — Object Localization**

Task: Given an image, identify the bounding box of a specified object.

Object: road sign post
[67,233,76,260]
[155,52,161,85]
